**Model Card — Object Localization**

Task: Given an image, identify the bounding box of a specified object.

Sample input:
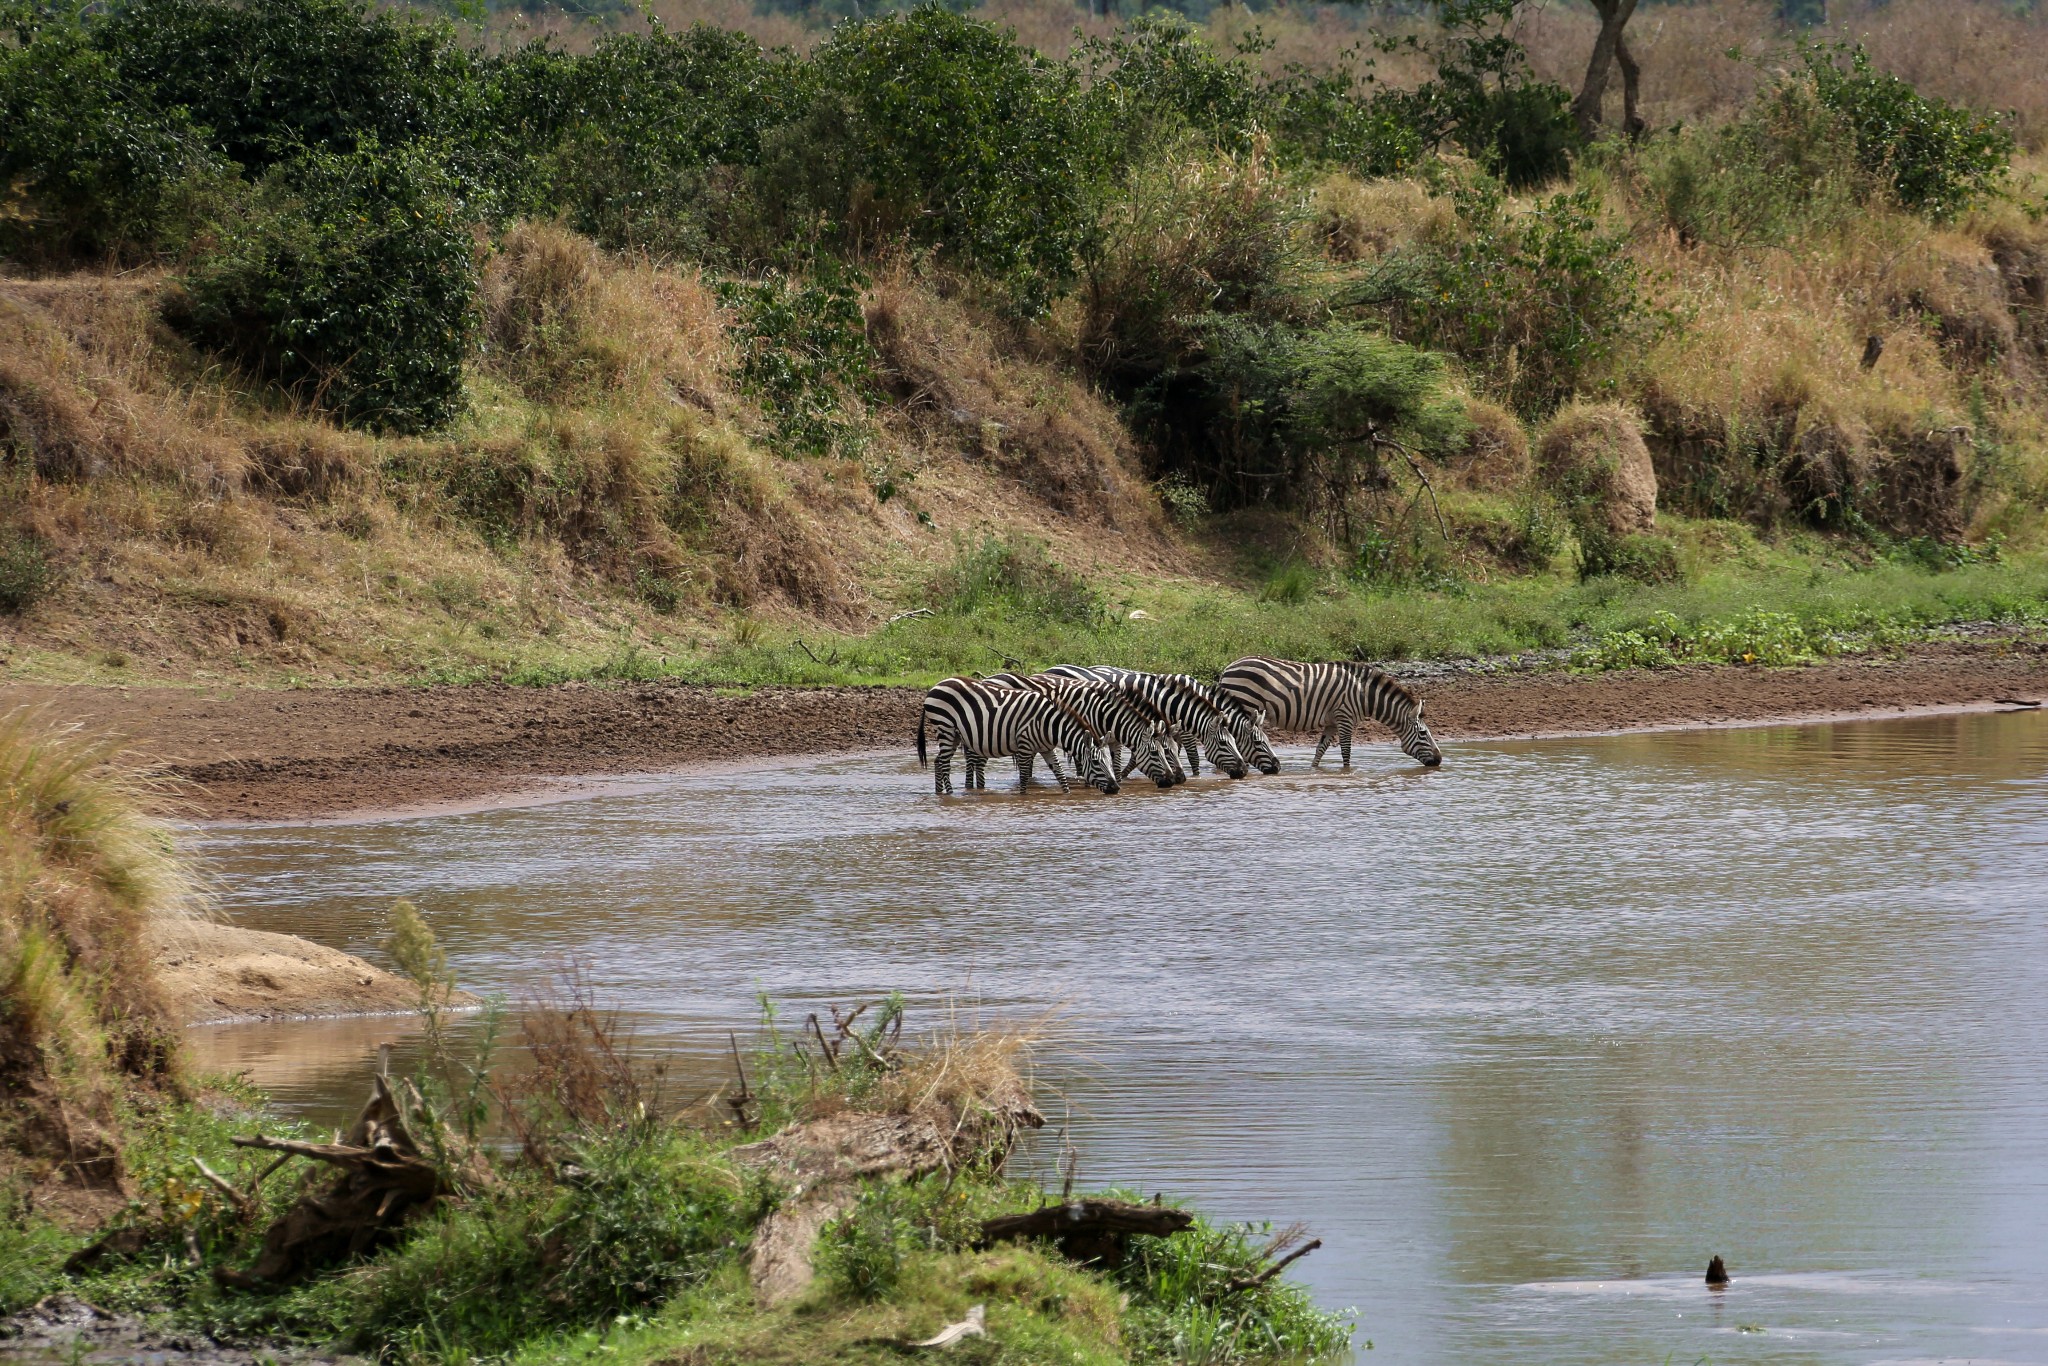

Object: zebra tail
[916,713,928,765]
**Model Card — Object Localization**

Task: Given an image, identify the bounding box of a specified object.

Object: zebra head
[1204,725,1250,779]
[1127,724,1178,788]
[1043,696,1119,794]
[1392,692,1442,767]
[1223,701,1279,775]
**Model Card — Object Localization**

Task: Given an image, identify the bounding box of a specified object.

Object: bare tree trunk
[1615,32,1646,142]
[1571,0,1640,141]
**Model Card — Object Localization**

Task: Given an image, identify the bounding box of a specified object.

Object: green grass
[405,529,2048,690]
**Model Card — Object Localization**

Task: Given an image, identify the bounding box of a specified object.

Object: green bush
[0,11,233,263]
[176,143,480,434]
[925,534,1106,625]
[788,7,1102,302]
[1369,182,1649,415]
[1796,41,2013,221]
[1641,76,1869,247]
[1576,528,1682,585]
[817,1185,914,1303]
[1374,0,1577,189]
[95,0,478,175]
[1075,16,1265,161]
[0,531,58,615]
[1119,1213,1353,1364]
[715,268,876,458]
[330,1127,759,1357]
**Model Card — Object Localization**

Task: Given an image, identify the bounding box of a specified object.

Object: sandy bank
[5,638,2043,821]
[148,919,475,1026]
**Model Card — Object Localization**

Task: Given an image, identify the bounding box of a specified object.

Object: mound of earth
[147,920,474,1025]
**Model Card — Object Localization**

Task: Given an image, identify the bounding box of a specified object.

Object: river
[188,708,2048,1365]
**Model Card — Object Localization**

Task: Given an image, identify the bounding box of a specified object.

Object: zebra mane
[1344,661,1418,708]
[1158,674,1224,720]
[1111,680,1174,728]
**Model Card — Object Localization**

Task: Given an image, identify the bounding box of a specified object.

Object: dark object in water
[1706,1255,1730,1286]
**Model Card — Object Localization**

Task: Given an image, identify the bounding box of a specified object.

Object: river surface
[188,709,2048,1365]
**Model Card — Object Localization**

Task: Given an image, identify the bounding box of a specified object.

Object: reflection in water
[189,710,2048,1365]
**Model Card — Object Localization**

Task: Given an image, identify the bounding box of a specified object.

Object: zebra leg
[1313,726,1335,767]
[1340,718,1354,768]
[1016,751,1037,787]
[965,754,983,789]
[936,739,956,794]
[1042,747,1073,793]
[1184,739,1201,775]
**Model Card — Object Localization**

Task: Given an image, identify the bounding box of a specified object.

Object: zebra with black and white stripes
[1217,657,1442,768]
[971,673,1183,789]
[1040,666,1257,778]
[916,677,1119,795]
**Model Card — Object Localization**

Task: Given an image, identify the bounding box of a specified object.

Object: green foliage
[1795,41,2013,221]
[789,7,1103,302]
[1641,76,1869,247]
[0,7,232,262]
[0,1199,71,1315]
[0,531,58,615]
[1371,182,1650,415]
[507,26,794,257]
[715,268,876,458]
[326,1127,760,1357]
[817,1184,915,1302]
[1576,607,1831,669]
[925,534,1106,626]
[1119,1214,1353,1364]
[177,142,480,434]
[94,0,479,176]
[1076,16,1265,160]
[1576,528,1683,585]
[1260,560,1319,605]
[1373,0,1577,189]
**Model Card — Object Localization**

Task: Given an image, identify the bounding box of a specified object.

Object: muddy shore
[3,639,2044,822]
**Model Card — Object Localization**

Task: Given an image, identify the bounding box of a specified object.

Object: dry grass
[1,709,193,1200]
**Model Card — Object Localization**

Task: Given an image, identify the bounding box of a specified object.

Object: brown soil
[4,640,2044,822]
[147,919,475,1025]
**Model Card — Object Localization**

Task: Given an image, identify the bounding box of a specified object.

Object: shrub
[1075,16,1265,161]
[0,13,233,262]
[1642,76,1869,247]
[0,531,58,615]
[715,268,876,459]
[510,26,794,257]
[94,0,478,176]
[1796,41,2013,221]
[1374,0,1578,189]
[177,143,481,434]
[1369,182,1650,415]
[925,534,1105,625]
[785,7,1103,302]
[1577,529,1682,584]
[1119,1214,1353,1364]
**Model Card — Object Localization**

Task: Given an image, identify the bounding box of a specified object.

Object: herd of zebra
[915,657,1443,795]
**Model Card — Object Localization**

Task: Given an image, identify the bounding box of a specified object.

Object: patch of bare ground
[147,919,474,1025]
[3,638,2042,822]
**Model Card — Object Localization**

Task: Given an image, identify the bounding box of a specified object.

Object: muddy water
[189,710,2048,1365]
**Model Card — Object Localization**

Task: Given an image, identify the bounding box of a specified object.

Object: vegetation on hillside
[2,0,2046,687]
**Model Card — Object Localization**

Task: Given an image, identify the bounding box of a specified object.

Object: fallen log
[214,1073,445,1288]
[979,1199,1193,1267]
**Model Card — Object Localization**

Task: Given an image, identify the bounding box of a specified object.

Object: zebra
[1217,657,1443,769]
[916,678,1120,795]
[1039,666,1256,778]
[970,673,1183,789]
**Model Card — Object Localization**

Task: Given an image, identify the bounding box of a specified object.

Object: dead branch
[190,1157,254,1219]
[1225,1237,1323,1294]
[980,1199,1192,1268]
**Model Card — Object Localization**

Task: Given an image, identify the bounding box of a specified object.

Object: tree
[1570,0,1645,143]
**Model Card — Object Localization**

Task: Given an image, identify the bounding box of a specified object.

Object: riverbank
[5,637,2044,821]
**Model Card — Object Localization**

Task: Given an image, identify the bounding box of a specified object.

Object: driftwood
[214,1073,446,1288]
[909,1304,986,1349]
[980,1199,1193,1267]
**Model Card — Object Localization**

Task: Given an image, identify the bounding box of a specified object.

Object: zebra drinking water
[970,673,1183,788]
[1217,657,1442,768]
[916,678,1120,795]
[1039,666,1258,778]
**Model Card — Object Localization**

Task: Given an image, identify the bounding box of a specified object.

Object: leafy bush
[925,534,1105,625]
[1796,41,2013,221]
[0,12,233,262]
[1576,528,1682,585]
[1369,183,1649,415]
[95,0,478,175]
[0,531,58,615]
[786,7,1102,302]
[1642,75,1870,247]
[1075,16,1265,160]
[715,268,876,458]
[176,143,480,434]
[818,1185,914,1302]
[331,1128,760,1357]
[1373,0,1577,189]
